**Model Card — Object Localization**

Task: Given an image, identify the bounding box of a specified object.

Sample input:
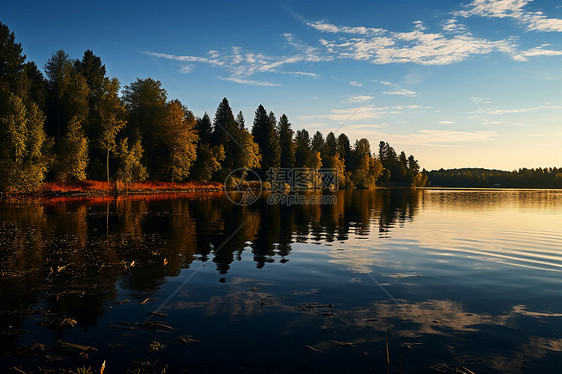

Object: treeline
[427,168,562,188]
[0,22,426,192]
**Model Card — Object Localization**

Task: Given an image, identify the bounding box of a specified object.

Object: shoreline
[0,181,224,202]
[2,185,561,203]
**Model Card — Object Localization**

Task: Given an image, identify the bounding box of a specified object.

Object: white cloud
[481,119,505,125]
[383,88,418,97]
[512,44,562,61]
[417,129,496,142]
[344,95,372,103]
[329,105,381,121]
[439,120,455,124]
[471,96,492,104]
[216,76,282,86]
[442,18,469,33]
[144,51,223,65]
[477,104,562,114]
[308,20,515,65]
[178,65,194,74]
[288,71,319,78]
[455,0,562,32]
[372,80,419,97]
[376,129,497,147]
[391,104,431,110]
[144,35,328,86]
[349,80,363,87]
[307,20,385,35]
[413,20,428,31]
[145,3,562,87]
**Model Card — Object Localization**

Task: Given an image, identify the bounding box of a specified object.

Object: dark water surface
[1,189,562,373]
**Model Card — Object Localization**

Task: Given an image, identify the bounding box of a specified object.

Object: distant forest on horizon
[1,22,560,193]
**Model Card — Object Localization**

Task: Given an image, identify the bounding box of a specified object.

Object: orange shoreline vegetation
[1,181,224,203]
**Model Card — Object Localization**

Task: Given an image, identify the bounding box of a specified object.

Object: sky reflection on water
[1,189,561,373]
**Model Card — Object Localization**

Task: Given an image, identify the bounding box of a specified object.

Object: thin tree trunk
[106,146,110,187]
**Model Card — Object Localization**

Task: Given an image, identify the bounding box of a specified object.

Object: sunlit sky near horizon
[2,0,561,170]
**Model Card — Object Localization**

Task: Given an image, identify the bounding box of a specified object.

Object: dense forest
[427,168,562,189]
[0,22,427,193]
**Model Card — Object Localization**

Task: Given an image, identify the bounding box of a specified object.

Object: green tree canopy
[162,99,199,181]
[278,114,295,168]
[252,105,280,176]
[0,22,25,90]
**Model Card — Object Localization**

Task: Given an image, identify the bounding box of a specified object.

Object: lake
[1,189,562,373]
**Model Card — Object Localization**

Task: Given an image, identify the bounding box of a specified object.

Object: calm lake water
[1,189,562,373]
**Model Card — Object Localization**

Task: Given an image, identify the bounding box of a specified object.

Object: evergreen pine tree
[278,114,295,168]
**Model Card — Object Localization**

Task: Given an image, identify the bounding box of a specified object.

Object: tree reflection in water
[1,189,562,373]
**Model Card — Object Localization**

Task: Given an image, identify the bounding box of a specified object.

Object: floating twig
[175,336,200,344]
[148,311,168,317]
[142,321,173,331]
[59,318,77,328]
[54,341,97,355]
[304,345,321,352]
[330,340,358,348]
[57,264,69,272]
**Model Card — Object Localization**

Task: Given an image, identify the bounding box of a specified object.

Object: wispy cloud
[306,21,385,35]
[383,88,417,97]
[439,120,455,124]
[477,104,562,114]
[178,65,194,74]
[311,20,516,65]
[415,129,496,143]
[375,129,497,147]
[344,95,373,103]
[481,119,505,125]
[144,51,223,65]
[288,71,319,78]
[349,80,363,87]
[471,96,492,104]
[442,18,469,33]
[512,44,562,61]
[371,80,418,97]
[143,35,326,86]
[391,105,431,110]
[455,0,562,32]
[329,105,381,121]
[312,103,431,122]
[216,76,281,86]
[145,2,562,87]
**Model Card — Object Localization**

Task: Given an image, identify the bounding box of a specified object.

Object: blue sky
[2,0,562,170]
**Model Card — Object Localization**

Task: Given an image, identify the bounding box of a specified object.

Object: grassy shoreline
[0,181,224,201]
